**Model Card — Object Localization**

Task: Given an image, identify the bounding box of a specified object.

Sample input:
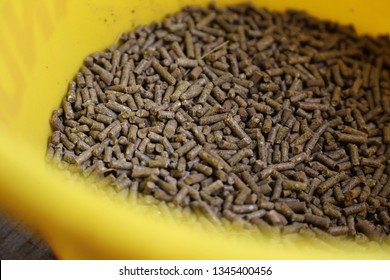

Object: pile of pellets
[47,3,390,242]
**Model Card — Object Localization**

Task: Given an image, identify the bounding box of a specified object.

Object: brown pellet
[185,145,202,161]
[315,153,338,170]
[148,158,169,169]
[184,173,207,185]
[328,226,349,236]
[175,139,197,157]
[343,203,366,216]
[227,148,253,166]
[202,180,223,195]
[317,172,348,195]
[256,35,274,52]
[282,180,307,191]
[224,115,250,140]
[170,81,191,102]
[132,166,159,178]
[90,64,113,85]
[151,59,176,85]
[304,214,331,229]
[181,78,207,101]
[192,162,213,176]
[198,150,223,170]
[265,210,288,226]
[335,132,368,144]
[262,118,273,134]
[348,144,360,166]
[284,200,306,213]
[274,202,295,219]
[356,220,382,241]
[379,211,390,226]
[323,202,342,219]
[199,113,228,126]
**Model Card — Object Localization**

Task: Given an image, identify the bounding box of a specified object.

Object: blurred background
[0,212,54,259]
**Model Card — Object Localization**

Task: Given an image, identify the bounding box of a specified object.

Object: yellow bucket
[0,0,389,259]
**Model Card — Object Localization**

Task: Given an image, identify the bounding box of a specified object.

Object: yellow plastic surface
[0,0,389,259]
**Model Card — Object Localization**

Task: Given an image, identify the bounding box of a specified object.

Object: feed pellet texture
[47,2,390,242]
